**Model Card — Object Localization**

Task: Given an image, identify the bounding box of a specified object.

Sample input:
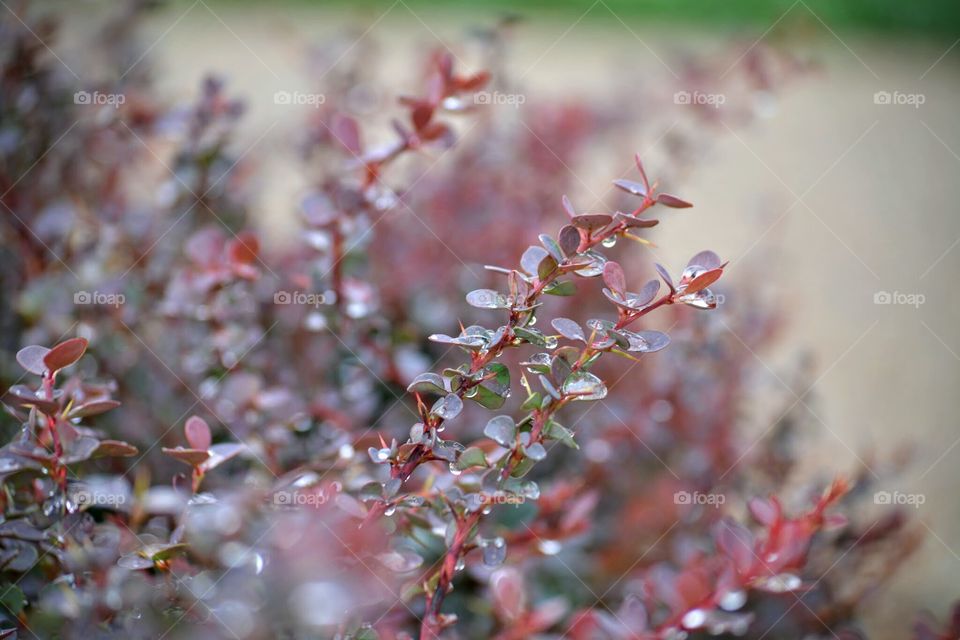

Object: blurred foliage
[215,0,960,37]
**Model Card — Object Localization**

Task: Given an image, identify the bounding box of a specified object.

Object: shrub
[0,5,933,640]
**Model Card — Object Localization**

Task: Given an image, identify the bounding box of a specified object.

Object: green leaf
[545,421,579,449]
[521,392,542,411]
[456,446,488,471]
[470,384,506,409]
[0,585,25,616]
[543,280,576,296]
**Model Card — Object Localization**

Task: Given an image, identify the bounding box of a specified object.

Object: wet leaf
[613,178,647,197]
[431,394,463,420]
[455,446,488,470]
[484,416,516,447]
[16,345,50,376]
[687,250,722,270]
[407,373,447,396]
[520,246,549,276]
[562,371,607,401]
[551,318,585,342]
[543,280,576,296]
[524,442,547,462]
[466,289,509,309]
[602,261,626,295]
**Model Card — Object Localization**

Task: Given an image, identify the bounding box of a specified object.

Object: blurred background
[16,0,960,637]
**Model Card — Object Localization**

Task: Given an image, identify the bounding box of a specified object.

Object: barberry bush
[0,4,937,640]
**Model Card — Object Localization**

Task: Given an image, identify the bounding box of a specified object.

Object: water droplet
[544,336,558,350]
[482,505,492,515]
[719,589,747,611]
[537,539,562,555]
[601,235,618,248]
[384,504,396,517]
[448,463,462,476]
[681,609,707,629]
[454,557,465,571]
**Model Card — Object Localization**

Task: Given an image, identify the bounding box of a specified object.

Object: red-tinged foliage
[0,5,938,640]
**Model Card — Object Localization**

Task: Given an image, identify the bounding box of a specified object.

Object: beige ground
[63,3,960,637]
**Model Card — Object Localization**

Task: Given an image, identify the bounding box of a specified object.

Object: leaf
[431,394,463,421]
[16,345,50,376]
[561,195,577,218]
[93,440,139,458]
[561,371,607,401]
[539,234,564,262]
[625,330,670,353]
[613,178,647,197]
[406,373,447,396]
[162,447,210,467]
[524,442,547,462]
[683,267,724,295]
[184,416,212,451]
[551,317,585,342]
[0,585,25,616]
[538,254,558,281]
[656,193,693,208]
[331,114,362,155]
[470,384,506,410]
[201,443,245,471]
[558,225,580,256]
[466,289,508,309]
[545,422,578,449]
[67,399,121,419]
[543,280,576,296]
[118,553,155,570]
[520,246,550,277]
[484,416,516,447]
[455,446,488,471]
[655,263,675,292]
[636,279,661,306]
[614,212,659,228]
[602,261,626,295]
[3,385,60,414]
[571,214,613,232]
[687,250,722,270]
[43,338,88,374]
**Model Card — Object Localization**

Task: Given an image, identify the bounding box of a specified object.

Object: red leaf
[43,338,88,374]
[656,193,693,208]
[185,416,212,451]
[602,261,626,295]
[163,447,210,468]
[16,345,50,376]
[687,250,722,270]
[683,267,724,295]
[331,114,362,156]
